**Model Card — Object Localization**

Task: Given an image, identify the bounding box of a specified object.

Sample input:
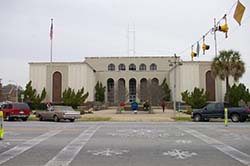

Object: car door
[40,110,53,120]
[46,110,54,120]
[1,104,13,119]
[215,103,224,118]
[202,103,216,118]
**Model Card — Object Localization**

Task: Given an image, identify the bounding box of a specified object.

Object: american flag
[50,19,53,40]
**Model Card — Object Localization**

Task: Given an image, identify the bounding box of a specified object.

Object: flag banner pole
[50,18,53,63]
[49,18,53,102]
[50,38,52,63]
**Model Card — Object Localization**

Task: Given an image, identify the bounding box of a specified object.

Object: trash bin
[131,101,138,114]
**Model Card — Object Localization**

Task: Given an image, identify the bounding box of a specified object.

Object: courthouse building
[29,56,227,105]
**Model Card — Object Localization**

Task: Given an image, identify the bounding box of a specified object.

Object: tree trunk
[226,76,229,102]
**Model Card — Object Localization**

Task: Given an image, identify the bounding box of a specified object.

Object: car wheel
[54,115,59,122]
[231,113,240,122]
[6,114,11,121]
[193,114,201,122]
[69,119,75,122]
[22,118,28,121]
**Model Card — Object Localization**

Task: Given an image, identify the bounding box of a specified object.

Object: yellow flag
[233,1,246,25]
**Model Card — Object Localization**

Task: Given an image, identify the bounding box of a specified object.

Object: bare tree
[115,80,129,104]
[138,79,164,106]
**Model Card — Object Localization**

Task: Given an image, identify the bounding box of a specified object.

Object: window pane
[150,64,157,71]
[129,64,136,71]
[14,103,29,109]
[119,64,126,71]
[108,64,115,71]
[139,64,146,71]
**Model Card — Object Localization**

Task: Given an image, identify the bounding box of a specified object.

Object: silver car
[36,106,81,122]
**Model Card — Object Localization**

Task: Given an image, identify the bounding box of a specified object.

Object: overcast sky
[0,0,250,88]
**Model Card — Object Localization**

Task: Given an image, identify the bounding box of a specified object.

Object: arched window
[151,78,160,106]
[140,78,148,102]
[129,64,136,71]
[129,78,136,102]
[118,64,126,71]
[139,64,146,71]
[108,64,115,71]
[151,78,159,85]
[107,78,115,103]
[150,63,157,71]
[118,78,126,103]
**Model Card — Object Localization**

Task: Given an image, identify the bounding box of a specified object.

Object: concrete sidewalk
[83,108,190,122]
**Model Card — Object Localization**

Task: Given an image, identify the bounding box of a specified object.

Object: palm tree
[211,50,245,102]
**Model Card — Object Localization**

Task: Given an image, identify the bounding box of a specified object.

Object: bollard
[0,111,4,140]
[224,108,228,127]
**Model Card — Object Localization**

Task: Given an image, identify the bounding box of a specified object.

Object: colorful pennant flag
[233,1,246,25]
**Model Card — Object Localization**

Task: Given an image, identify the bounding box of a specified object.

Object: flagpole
[214,18,218,57]
[50,37,52,63]
[50,18,53,63]
[50,38,52,63]
[50,18,53,103]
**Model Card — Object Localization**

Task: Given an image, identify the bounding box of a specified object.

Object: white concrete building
[29,56,227,105]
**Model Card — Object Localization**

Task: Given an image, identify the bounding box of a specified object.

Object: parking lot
[0,121,250,166]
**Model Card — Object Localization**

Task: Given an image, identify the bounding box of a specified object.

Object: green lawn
[173,116,192,121]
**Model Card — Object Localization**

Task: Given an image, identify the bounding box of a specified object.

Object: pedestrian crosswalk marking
[0,130,62,165]
[45,125,100,166]
[182,128,250,166]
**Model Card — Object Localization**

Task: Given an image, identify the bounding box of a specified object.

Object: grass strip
[173,116,192,121]
[79,116,112,121]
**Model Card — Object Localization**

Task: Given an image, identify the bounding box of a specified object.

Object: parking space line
[181,128,250,166]
[45,125,100,166]
[0,130,62,165]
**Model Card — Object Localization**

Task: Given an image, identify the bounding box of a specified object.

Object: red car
[0,102,30,121]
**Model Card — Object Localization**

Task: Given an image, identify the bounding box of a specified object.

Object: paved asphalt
[0,121,250,166]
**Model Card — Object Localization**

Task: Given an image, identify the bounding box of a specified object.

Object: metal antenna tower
[127,24,136,56]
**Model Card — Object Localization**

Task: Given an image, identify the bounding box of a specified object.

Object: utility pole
[169,54,182,119]
[213,18,218,57]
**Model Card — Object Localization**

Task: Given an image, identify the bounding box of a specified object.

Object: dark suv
[0,102,30,121]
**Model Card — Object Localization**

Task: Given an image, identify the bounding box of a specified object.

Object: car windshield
[54,106,74,111]
[13,103,30,109]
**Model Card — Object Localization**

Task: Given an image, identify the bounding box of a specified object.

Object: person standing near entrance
[161,101,166,112]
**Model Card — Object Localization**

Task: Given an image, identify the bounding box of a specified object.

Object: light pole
[8,80,18,102]
[169,54,182,118]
